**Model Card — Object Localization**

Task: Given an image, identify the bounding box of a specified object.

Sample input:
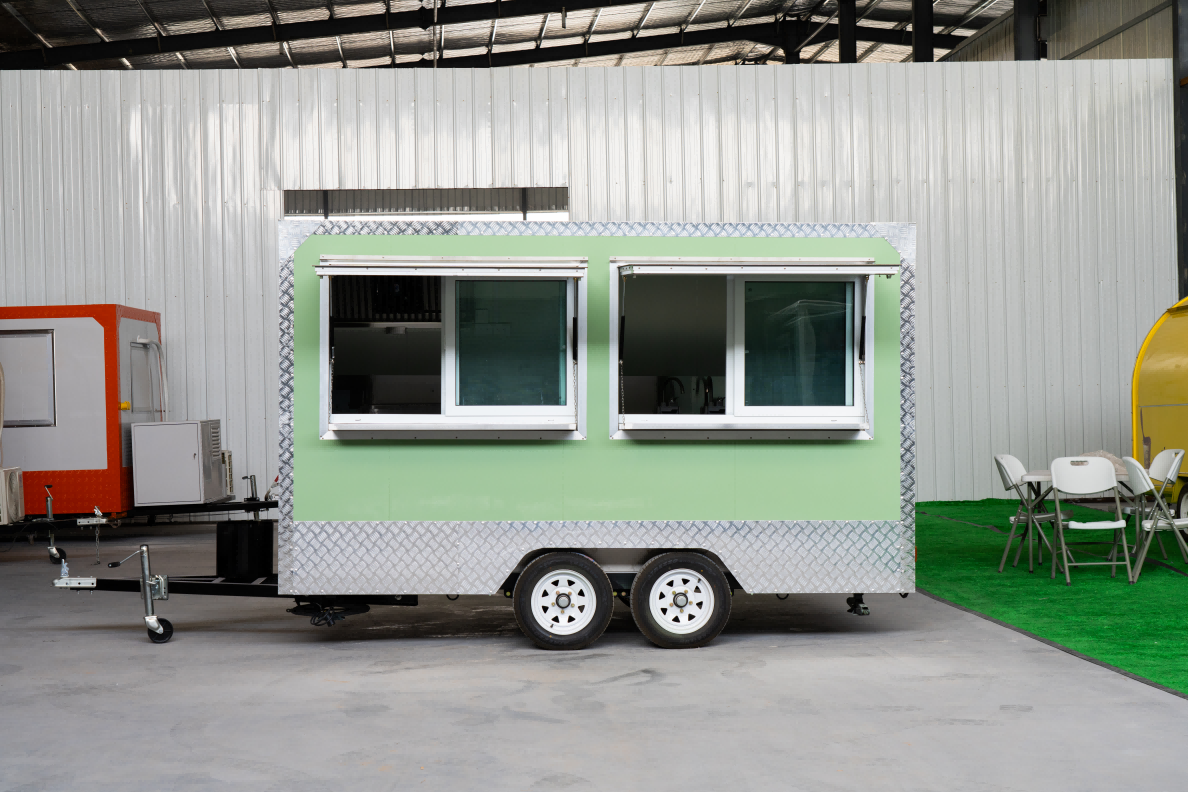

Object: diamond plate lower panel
[276,220,917,598]
[281,519,907,595]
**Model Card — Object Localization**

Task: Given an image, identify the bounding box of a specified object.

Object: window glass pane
[0,331,56,426]
[620,275,727,414]
[456,280,567,407]
[130,343,159,414]
[330,275,443,415]
[744,281,853,407]
[332,326,442,414]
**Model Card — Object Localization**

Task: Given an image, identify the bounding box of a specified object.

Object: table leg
[1036,486,1054,564]
[1027,483,1038,573]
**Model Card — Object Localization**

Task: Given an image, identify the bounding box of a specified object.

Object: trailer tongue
[53,540,418,643]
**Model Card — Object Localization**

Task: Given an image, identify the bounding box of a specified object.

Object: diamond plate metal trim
[283,520,903,596]
[276,220,916,595]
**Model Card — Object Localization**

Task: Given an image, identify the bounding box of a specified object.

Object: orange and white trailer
[0,304,163,516]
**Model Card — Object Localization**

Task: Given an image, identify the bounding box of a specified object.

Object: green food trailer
[52,219,915,648]
[277,219,916,651]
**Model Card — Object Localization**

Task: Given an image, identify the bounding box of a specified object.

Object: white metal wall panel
[0,64,1176,502]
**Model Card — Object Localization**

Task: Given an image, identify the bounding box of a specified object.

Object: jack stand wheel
[846,594,870,616]
[148,618,173,644]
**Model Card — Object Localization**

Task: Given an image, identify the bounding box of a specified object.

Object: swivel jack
[109,545,173,642]
[846,593,870,616]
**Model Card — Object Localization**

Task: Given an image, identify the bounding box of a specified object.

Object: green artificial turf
[916,499,1188,694]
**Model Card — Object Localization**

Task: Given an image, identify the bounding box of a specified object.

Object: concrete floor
[2,530,1186,792]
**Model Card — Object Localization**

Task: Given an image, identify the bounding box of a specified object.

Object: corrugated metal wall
[1049,0,1172,61]
[265,69,570,192]
[947,1,1174,64]
[944,12,1015,63]
[0,63,1177,501]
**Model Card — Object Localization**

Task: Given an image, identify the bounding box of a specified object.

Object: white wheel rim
[648,568,716,635]
[530,569,598,636]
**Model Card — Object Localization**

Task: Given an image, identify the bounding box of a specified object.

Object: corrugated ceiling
[0,0,1012,69]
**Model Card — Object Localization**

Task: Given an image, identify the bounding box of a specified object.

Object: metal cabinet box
[131,420,231,507]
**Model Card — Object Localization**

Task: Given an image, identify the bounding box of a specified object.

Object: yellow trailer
[1133,295,1188,517]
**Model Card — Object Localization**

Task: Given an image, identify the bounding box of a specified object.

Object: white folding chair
[1148,449,1185,498]
[993,454,1062,572]
[1128,450,1185,559]
[1122,456,1188,583]
[1050,457,1132,585]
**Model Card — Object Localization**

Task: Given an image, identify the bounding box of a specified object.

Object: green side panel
[292,234,903,523]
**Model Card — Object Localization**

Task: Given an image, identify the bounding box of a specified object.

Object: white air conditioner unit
[0,467,24,524]
[131,420,233,507]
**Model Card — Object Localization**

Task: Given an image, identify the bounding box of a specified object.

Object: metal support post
[1176,0,1188,298]
[140,545,163,633]
[838,0,857,63]
[911,0,933,62]
[782,31,800,64]
[780,19,801,64]
[1014,0,1042,61]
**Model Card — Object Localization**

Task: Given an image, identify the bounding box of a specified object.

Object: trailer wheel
[630,553,731,649]
[147,618,173,644]
[513,553,613,651]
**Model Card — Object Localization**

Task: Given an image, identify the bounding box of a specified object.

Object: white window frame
[731,276,864,420]
[608,257,894,441]
[442,276,576,419]
[317,256,587,439]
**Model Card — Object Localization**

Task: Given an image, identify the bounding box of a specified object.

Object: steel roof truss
[0,0,969,70]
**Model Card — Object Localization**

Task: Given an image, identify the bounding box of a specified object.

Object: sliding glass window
[317,256,585,436]
[611,257,884,437]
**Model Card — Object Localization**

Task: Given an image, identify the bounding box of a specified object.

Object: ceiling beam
[387,17,963,69]
[0,0,966,69]
[422,20,784,68]
[1,1,77,68]
[127,0,188,67]
[2,2,46,46]
[808,0,882,63]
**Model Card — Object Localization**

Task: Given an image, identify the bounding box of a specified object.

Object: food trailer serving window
[316,256,587,438]
[609,257,895,440]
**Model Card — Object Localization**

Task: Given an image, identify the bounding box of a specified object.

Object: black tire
[513,553,613,651]
[148,618,173,644]
[630,552,732,649]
